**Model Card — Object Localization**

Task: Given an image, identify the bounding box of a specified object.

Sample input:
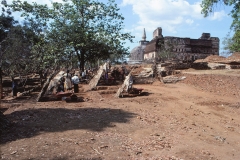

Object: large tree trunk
[76,49,81,67]
[76,49,85,71]
[80,49,85,71]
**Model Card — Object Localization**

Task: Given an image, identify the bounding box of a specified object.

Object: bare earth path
[1,69,240,160]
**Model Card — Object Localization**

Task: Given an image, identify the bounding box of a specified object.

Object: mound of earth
[226,52,240,62]
[194,55,226,63]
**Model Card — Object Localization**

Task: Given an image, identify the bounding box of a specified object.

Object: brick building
[129,27,219,63]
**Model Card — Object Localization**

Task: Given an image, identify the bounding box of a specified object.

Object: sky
[4,0,234,56]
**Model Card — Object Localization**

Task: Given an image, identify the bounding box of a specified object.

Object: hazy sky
[5,0,234,55]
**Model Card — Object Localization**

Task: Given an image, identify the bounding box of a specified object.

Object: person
[105,68,108,84]
[128,75,133,92]
[39,70,44,86]
[85,69,88,79]
[81,70,86,79]
[12,78,17,97]
[121,66,125,81]
[57,77,65,93]
[64,70,72,91]
[71,69,76,77]
[71,74,80,93]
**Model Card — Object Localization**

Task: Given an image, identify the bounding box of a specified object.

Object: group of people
[57,70,80,93]
[80,67,94,79]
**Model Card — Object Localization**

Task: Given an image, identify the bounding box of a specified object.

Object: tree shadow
[0,107,136,144]
[120,91,152,98]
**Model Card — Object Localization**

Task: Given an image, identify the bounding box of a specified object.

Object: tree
[223,30,240,53]
[157,38,175,62]
[0,2,18,98]
[0,0,60,98]
[201,0,240,52]
[9,0,133,71]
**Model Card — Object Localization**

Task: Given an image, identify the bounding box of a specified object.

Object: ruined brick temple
[129,27,219,63]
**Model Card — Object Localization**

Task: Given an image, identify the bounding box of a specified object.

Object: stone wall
[143,28,219,62]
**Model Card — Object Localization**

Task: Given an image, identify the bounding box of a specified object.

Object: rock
[10,151,17,155]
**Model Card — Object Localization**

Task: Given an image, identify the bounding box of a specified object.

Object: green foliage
[201,0,240,52]
[157,38,175,62]
[201,0,239,29]
[1,23,42,76]
[0,1,59,78]
[231,30,240,51]
[224,30,240,52]
[7,0,133,70]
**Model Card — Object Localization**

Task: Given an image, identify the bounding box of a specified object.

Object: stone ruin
[129,27,219,63]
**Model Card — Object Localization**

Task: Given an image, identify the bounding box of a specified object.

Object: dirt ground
[1,69,240,160]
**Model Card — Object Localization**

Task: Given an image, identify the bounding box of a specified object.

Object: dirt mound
[195,55,226,63]
[194,53,240,65]
[227,52,240,61]
[204,55,226,62]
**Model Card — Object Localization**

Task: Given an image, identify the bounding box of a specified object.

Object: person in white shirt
[81,70,86,79]
[71,74,80,93]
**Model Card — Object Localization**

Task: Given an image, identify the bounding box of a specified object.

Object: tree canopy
[1,3,38,76]
[6,0,133,71]
[201,0,240,52]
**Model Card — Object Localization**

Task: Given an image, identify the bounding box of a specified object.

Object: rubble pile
[195,55,226,63]
[130,65,145,76]
[222,53,240,68]
[227,52,240,60]
[133,67,154,84]
[193,53,240,69]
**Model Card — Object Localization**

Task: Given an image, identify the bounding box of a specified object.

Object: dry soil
[1,69,240,160]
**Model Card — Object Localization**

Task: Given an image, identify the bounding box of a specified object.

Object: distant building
[128,28,149,64]
[129,27,219,63]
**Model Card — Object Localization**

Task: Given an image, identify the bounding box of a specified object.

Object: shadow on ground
[0,107,136,144]
[120,92,152,98]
